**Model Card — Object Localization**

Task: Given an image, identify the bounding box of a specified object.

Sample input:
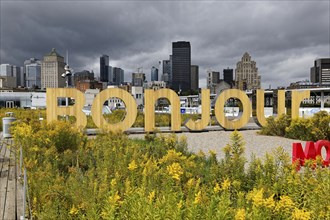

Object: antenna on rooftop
[66,50,69,64]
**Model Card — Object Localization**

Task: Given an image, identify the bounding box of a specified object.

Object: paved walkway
[0,137,24,220]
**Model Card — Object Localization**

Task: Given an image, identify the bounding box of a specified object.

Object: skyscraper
[223,68,234,86]
[113,67,124,85]
[0,64,17,88]
[310,58,330,85]
[25,58,41,88]
[100,55,109,82]
[191,65,199,91]
[171,41,191,92]
[235,52,261,90]
[132,72,145,86]
[41,48,66,89]
[206,70,220,88]
[151,66,158,81]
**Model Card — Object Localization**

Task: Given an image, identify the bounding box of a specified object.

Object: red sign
[292,140,330,167]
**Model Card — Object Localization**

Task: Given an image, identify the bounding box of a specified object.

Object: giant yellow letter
[46,88,87,129]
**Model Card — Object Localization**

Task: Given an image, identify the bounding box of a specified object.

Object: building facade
[41,48,66,88]
[0,64,18,88]
[100,55,109,82]
[25,58,41,89]
[206,70,220,88]
[113,67,124,85]
[235,52,261,90]
[171,41,191,92]
[191,65,199,91]
[151,66,158,81]
[310,58,330,85]
[132,72,146,86]
[223,68,234,87]
[74,70,94,84]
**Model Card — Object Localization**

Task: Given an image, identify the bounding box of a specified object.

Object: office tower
[0,64,17,88]
[0,64,13,76]
[151,66,158,81]
[108,66,113,84]
[235,52,261,90]
[310,58,330,85]
[163,60,171,77]
[113,67,124,85]
[223,68,234,86]
[191,65,199,91]
[41,48,66,88]
[132,72,146,86]
[158,60,163,78]
[100,55,109,82]
[24,58,41,88]
[171,41,191,92]
[206,70,220,88]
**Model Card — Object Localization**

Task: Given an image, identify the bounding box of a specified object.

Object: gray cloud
[0,0,329,88]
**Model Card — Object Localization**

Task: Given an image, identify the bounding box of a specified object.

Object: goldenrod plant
[11,121,330,219]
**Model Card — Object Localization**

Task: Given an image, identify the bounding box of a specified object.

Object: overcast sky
[1,0,329,88]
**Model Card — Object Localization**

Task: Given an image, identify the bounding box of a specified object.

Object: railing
[0,135,32,220]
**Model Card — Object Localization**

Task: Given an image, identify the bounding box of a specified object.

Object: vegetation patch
[11,120,330,219]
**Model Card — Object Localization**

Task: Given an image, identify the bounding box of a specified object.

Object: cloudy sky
[1,0,329,88]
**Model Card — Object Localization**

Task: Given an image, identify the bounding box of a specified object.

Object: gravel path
[129,130,306,161]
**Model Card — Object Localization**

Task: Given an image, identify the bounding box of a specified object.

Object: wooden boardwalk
[0,137,24,220]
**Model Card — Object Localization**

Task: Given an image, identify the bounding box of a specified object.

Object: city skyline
[0,1,329,88]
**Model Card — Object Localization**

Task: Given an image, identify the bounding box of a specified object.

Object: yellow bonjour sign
[46,88,310,132]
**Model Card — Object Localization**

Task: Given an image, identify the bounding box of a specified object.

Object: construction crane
[136,67,143,73]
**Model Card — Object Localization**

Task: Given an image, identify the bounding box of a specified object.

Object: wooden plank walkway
[0,137,24,220]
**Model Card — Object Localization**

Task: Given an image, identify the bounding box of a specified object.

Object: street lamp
[62,64,72,87]
[62,64,73,120]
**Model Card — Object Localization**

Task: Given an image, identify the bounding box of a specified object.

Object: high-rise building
[223,68,234,87]
[100,55,109,82]
[310,58,330,85]
[0,64,12,77]
[132,72,145,86]
[171,41,191,92]
[41,48,66,88]
[0,64,17,88]
[151,66,158,81]
[206,70,220,88]
[108,66,113,84]
[235,52,261,90]
[25,58,41,88]
[113,67,124,85]
[191,65,199,91]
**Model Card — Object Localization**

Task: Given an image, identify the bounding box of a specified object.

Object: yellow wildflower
[177,200,183,209]
[186,178,195,189]
[221,178,231,191]
[128,160,138,171]
[275,195,295,213]
[108,191,121,205]
[292,208,312,220]
[110,178,117,188]
[235,208,246,220]
[69,204,79,215]
[167,162,184,181]
[148,191,155,203]
[194,191,202,204]
[252,188,264,207]
[263,195,275,209]
[159,149,186,164]
[213,183,221,193]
